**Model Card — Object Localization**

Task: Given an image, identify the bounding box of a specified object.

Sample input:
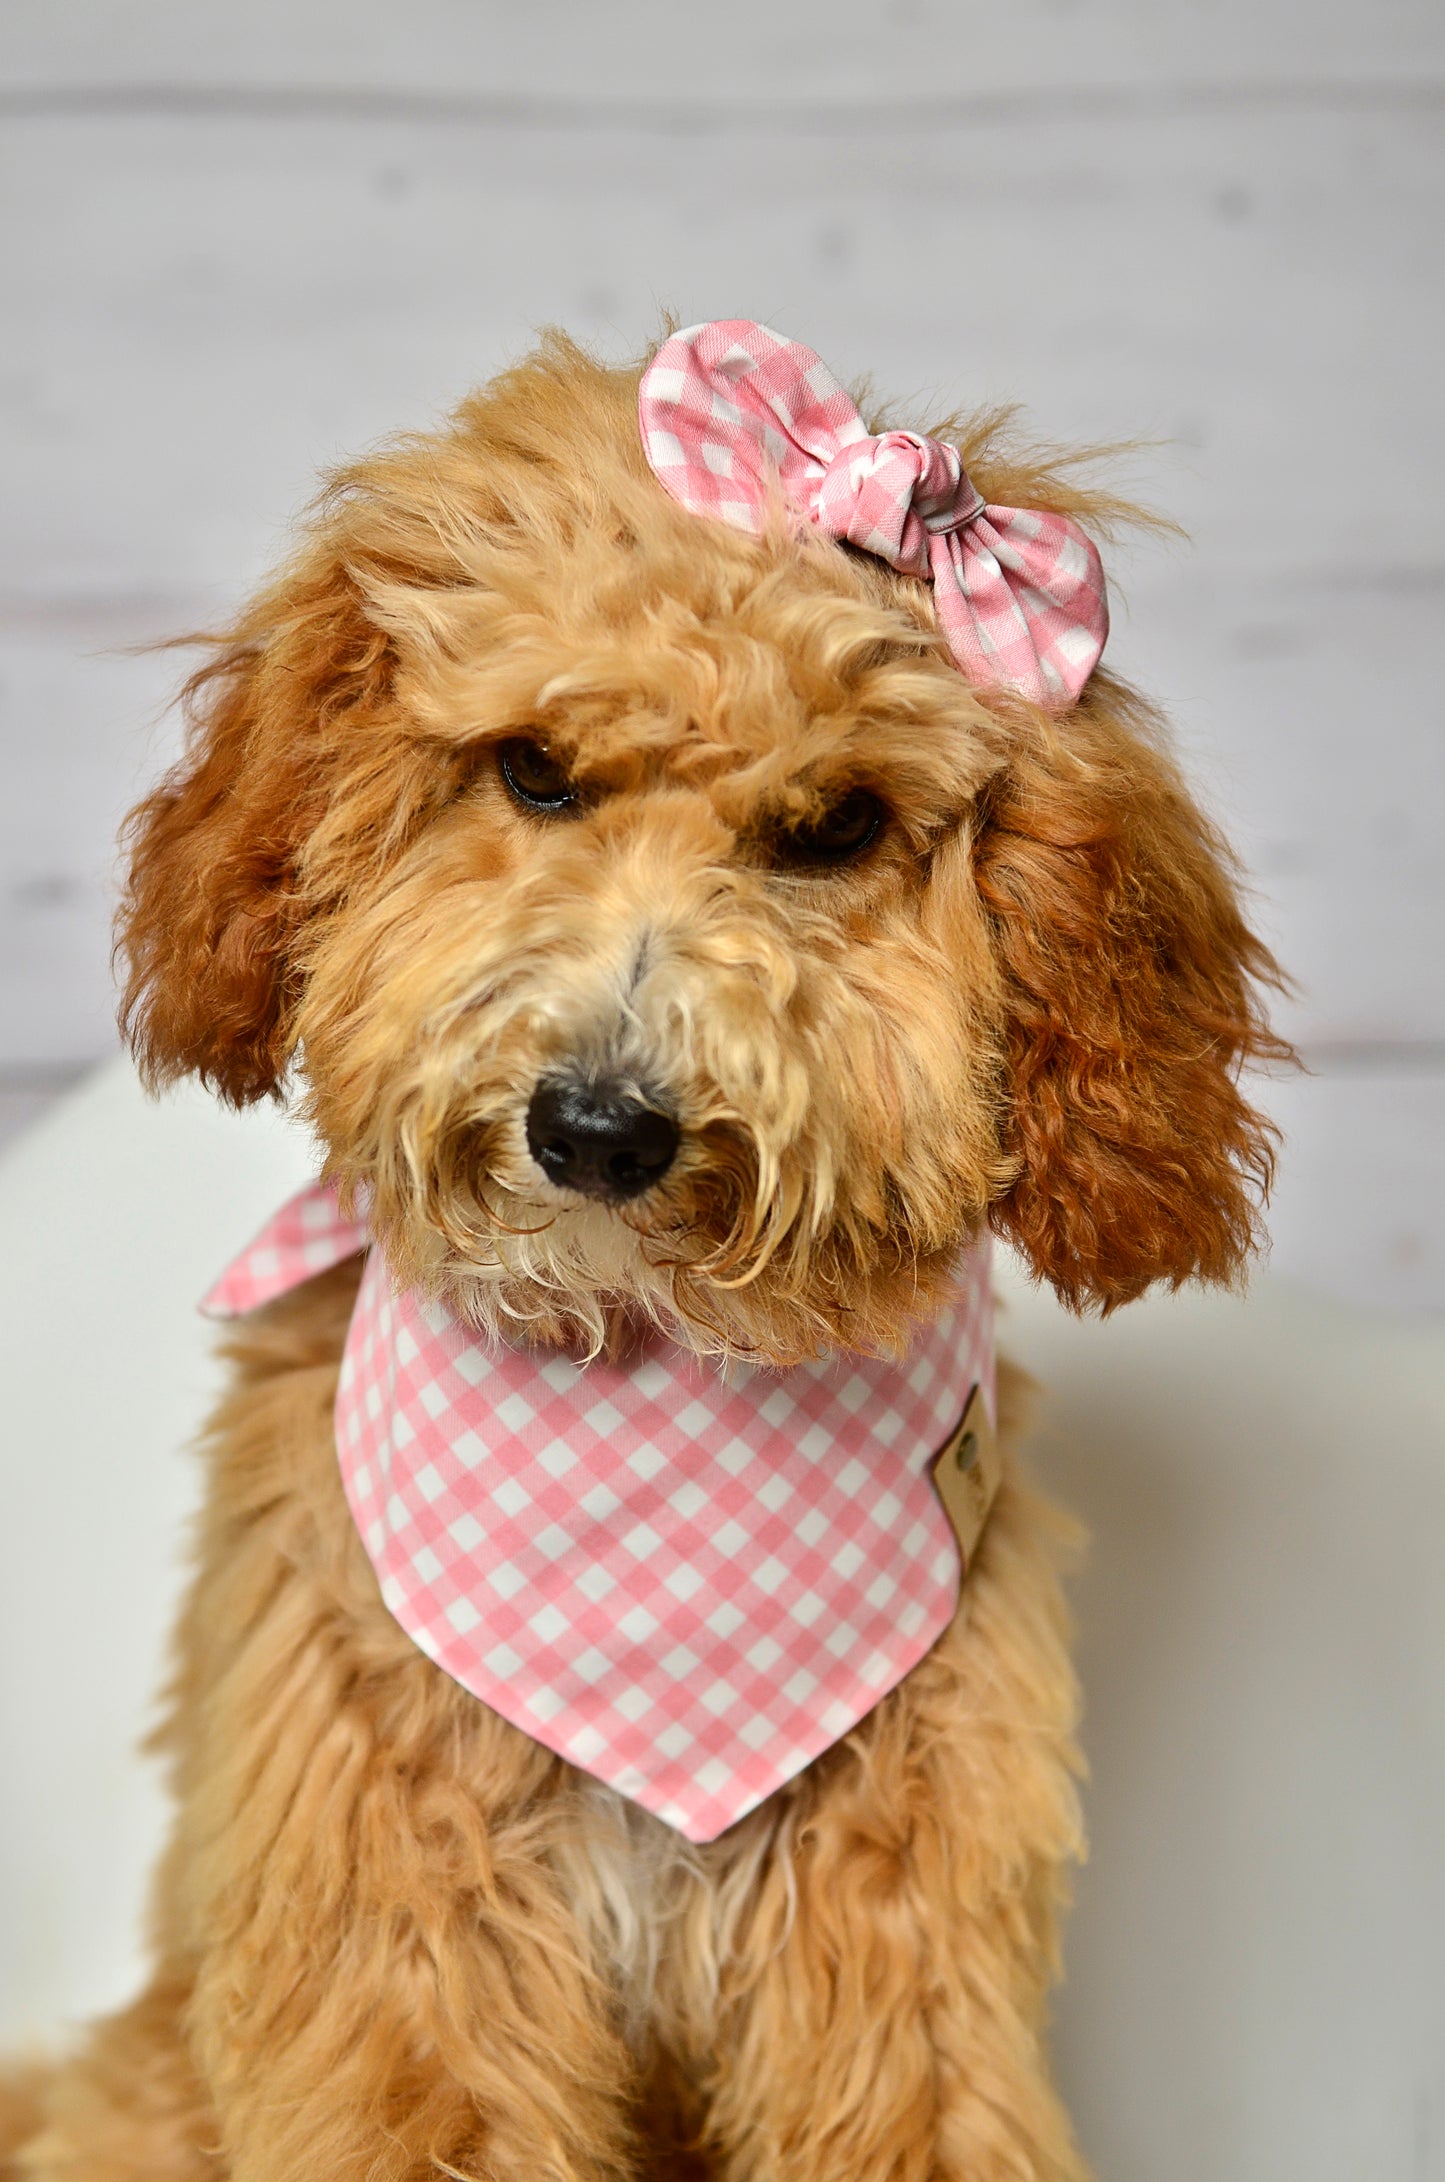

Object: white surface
[0,2,1442,1304]
[1,1059,1441,2179]
[0,1064,316,2042]
[1027,1274,1445,2182]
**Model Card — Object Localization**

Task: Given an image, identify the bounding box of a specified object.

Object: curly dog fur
[3,332,1285,2180]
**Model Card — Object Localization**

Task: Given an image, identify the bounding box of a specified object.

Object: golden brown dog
[3,332,1284,2182]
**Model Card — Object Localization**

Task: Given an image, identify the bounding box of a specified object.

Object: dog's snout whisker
[526,1076,679,1203]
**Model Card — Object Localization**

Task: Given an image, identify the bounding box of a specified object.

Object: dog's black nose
[526,1078,679,1201]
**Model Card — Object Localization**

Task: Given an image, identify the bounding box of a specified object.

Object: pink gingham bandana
[204,1184,995,1841]
[639,319,1108,709]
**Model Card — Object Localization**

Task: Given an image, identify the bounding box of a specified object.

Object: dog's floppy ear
[117,551,394,1106]
[976,677,1290,1312]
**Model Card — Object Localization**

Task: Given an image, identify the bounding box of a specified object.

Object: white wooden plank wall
[2,1,1442,1309]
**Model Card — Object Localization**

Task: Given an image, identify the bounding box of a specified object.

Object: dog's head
[118,334,1286,1359]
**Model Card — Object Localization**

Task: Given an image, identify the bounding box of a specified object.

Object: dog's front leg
[141,1300,644,2182]
[694,1452,1090,2181]
[174,1600,639,2182]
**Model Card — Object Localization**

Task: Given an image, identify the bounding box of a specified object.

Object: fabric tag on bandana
[930,1382,1001,1572]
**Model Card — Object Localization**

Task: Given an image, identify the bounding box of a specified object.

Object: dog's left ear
[975,678,1291,1312]
[117,548,399,1106]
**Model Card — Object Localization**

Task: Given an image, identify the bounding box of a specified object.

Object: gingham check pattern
[204,1184,995,1841]
[202,1182,371,1314]
[639,319,1108,709]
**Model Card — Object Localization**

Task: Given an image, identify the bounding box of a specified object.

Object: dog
[2,322,1284,2182]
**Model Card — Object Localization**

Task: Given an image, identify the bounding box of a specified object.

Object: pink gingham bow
[639,319,1108,709]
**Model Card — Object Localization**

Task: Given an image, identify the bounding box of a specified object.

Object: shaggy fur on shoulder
[3,332,1286,2181]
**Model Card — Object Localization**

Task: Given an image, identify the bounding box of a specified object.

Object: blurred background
[1,8,1443,2182]
[2,0,1443,1310]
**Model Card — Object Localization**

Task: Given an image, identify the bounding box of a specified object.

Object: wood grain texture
[4,0,1442,101]
[1,1,1441,1301]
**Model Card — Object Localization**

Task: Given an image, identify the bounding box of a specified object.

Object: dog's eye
[780,789,886,867]
[498,737,579,812]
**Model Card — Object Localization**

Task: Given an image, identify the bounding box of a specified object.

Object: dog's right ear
[974,676,1291,1312]
[117,553,394,1106]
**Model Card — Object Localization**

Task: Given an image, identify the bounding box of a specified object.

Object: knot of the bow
[814,431,985,578]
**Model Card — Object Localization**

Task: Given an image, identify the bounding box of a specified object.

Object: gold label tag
[931,1383,1001,1572]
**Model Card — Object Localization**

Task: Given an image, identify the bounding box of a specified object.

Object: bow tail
[929,512,1108,709]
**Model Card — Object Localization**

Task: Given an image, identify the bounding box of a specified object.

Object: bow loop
[639,320,1108,709]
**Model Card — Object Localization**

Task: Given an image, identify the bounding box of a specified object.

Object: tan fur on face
[295,610,1011,1359]
[2,330,1288,2180]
